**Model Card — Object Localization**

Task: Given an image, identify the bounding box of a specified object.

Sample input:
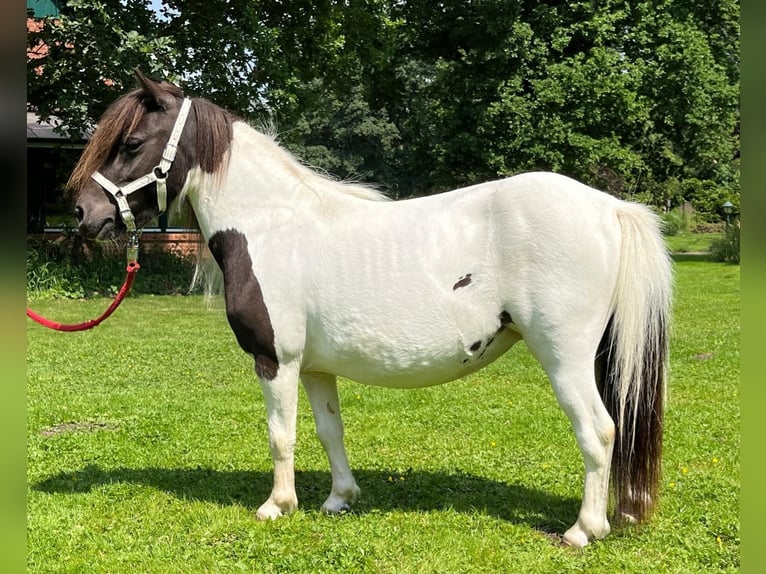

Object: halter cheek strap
[91,97,193,232]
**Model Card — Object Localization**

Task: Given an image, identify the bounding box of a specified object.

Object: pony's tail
[596,203,673,524]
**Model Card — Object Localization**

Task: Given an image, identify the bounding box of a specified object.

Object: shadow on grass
[33,465,579,536]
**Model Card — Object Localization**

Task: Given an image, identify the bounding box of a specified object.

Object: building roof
[27,111,63,140]
[27,0,63,18]
[27,111,90,147]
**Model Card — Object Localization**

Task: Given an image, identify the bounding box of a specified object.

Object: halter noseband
[91,97,193,233]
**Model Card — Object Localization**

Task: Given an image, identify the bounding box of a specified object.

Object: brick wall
[28,231,203,257]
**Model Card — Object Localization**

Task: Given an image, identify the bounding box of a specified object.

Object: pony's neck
[181,122,383,240]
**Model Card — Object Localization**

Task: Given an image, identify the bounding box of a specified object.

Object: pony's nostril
[74,205,84,224]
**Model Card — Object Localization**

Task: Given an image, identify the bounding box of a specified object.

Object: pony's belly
[304,329,521,389]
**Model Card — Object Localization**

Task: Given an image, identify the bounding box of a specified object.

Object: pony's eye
[123,138,142,153]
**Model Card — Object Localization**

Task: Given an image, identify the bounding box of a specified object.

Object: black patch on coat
[452,274,473,290]
[470,340,482,352]
[208,229,279,380]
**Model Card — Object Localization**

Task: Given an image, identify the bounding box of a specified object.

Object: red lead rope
[26,261,140,332]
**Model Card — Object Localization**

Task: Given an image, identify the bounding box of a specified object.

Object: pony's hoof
[256,506,282,521]
[321,496,355,515]
[256,498,296,520]
[321,485,361,514]
[562,528,590,548]
[562,517,610,547]
[323,503,351,515]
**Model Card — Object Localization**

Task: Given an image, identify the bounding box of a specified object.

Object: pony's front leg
[256,361,301,520]
[301,373,361,513]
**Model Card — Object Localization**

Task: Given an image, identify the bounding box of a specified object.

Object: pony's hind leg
[256,360,301,520]
[525,335,615,547]
[301,372,361,513]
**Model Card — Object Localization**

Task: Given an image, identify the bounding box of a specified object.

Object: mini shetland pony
[71,72,672,547]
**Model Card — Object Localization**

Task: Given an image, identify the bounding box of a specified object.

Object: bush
[709,219,740,264]
[27,234,200,300]
[660,211,681,236]
[26,245,87,299]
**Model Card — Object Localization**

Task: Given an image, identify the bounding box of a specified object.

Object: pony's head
[71,70,233,240]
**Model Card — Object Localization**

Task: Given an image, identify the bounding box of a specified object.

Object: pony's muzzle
[74,194,118,240]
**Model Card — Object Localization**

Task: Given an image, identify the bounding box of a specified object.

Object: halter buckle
[126,229,140,264]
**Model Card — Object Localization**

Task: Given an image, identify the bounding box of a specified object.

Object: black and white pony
[71,72,672,547]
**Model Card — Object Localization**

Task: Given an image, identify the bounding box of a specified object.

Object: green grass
[26,261,740,573]
[665,232,724,254]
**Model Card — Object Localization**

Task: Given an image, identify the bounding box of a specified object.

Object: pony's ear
[134,68,178,110]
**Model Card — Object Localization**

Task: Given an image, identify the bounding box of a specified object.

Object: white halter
[91,97,193,232]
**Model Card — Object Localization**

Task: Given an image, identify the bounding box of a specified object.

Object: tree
[27,0,739,216]
[623,0,740,207]
[285,79,400,190]
[379,0,739,205]
[27,0,178,138]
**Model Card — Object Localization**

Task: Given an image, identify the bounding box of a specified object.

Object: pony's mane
[258,130,390,202]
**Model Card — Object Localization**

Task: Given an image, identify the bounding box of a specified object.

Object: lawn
[664,232,724,254]
[26,260,740,573]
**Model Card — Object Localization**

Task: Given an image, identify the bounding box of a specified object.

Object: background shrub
[709,219,740,263]
[660,211,681,236]
[26,234,199,300]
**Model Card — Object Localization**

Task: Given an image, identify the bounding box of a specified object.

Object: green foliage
[283,80,401,189]
[26,241,87,299]
[26,235,198,300]
[668,179,737,223]
[660,201,730,239]
[710,220,740,264]
[629,3,739,188]
[27,0,739,216]
[380,0,739,204]
[660,211,681,236]
[27,0,178,138]
[26,261,739,572]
